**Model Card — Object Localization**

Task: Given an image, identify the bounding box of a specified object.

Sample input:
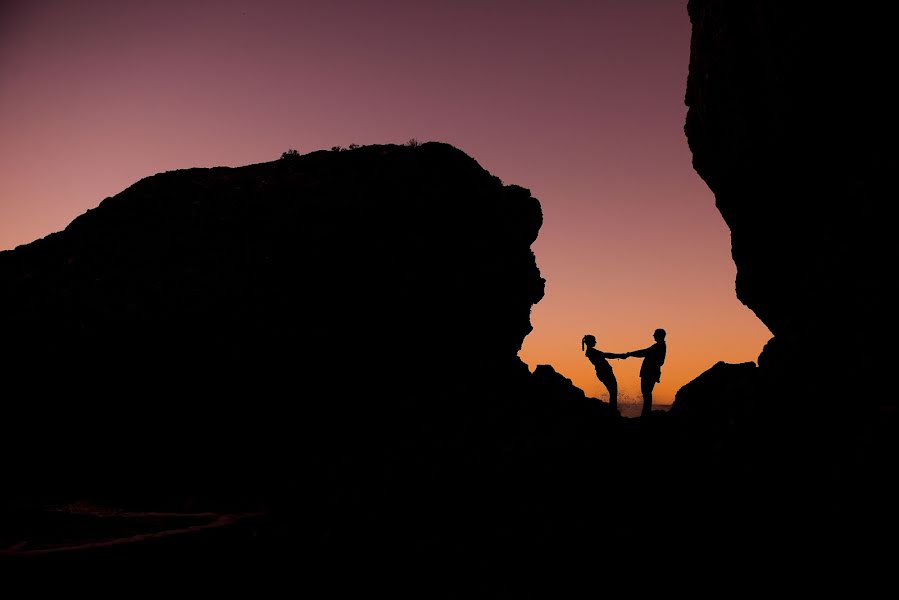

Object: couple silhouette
[582,328,666,417]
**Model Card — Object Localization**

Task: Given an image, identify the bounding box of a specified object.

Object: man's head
[653,328,666,341]
[582,334,596,351]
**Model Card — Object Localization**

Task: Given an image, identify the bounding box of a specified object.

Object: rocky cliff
[683,0,898,555]
[0,142,549,492]
[1,143,646,578]
[685,1,895,408]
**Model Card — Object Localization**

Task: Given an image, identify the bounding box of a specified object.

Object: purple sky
[0,1,771,407]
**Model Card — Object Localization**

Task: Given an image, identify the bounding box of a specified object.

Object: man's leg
[640,378,654,417]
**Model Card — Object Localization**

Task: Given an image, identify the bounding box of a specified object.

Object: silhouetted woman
[625,328,667,418]
[582,334,627,413]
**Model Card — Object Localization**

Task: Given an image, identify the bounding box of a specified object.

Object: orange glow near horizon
[0,1,773,405]
[519,181,772,407]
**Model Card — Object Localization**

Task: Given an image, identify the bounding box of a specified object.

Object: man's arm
[626,345,653,358]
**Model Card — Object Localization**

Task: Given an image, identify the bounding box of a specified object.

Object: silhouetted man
[625,328,667,418]
[582,334,627,414]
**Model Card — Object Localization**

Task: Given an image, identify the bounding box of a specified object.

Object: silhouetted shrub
[330,145,344,152]
[280,148,300,159]
[348,143,360,150]
[406,138,421,147]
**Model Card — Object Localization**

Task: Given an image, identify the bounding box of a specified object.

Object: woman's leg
[599,373,619,413]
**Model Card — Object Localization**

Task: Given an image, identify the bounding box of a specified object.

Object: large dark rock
[0,143,546,498]
[0,143,651,579]
[684,1,899,555]
[670,361,758,429]
[685,0,894,409]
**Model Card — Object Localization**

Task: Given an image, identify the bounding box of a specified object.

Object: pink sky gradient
[0,1,771,406]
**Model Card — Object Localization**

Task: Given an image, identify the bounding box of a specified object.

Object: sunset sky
[0,1,771,408]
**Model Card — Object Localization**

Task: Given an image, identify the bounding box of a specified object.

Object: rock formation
[683,0,898,555]
[685,0,894,409]
[0,142,549,494]
[0,143,643,579]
